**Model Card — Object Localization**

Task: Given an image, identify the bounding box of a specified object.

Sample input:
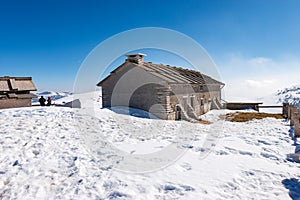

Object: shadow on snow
[106,106,159,120]
[282,178,300,200]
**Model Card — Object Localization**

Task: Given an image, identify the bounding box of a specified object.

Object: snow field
[0,106,299,199]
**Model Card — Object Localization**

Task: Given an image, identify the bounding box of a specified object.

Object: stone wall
[100,62,222,120]
[285,104,300,137]
[169,84,221,117]
[101,62,164,108]
[101,62,171,119]
[129,83,173,120]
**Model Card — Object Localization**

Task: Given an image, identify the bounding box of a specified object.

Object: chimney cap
[125,53,146,64]
[125,53,147,57]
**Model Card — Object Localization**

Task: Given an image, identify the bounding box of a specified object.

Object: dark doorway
[175,105,181,120]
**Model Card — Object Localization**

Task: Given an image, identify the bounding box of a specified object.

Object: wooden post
[293,111,300,137]
[255,104,259,112]
[288,105,294,120]
[282,103,289,118]
[290,106,296,126]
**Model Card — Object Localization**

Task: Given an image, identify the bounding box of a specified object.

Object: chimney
[125,53,146,64]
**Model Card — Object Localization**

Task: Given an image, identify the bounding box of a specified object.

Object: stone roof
[140,62,224,85]
[98,61,224,86]
[0,77,37,92]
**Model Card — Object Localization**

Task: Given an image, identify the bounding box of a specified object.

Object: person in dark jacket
[39,96,46,106]
[46,97,52,106]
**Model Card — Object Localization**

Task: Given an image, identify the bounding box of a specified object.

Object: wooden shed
[0,76,37,109]
[224,102,263,112]
[97,54,224,120]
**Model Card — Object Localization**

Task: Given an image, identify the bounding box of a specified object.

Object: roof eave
[96,62,129,87]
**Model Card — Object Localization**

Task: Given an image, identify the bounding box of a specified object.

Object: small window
[200,98,204,106]
[190,96,195,108]
[182,96,188,107]
[200,85,204,91]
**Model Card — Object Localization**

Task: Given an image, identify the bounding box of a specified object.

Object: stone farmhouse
[97,54,224,120]
[0,76,37,109]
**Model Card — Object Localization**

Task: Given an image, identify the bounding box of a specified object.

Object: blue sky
[0,0,300,98]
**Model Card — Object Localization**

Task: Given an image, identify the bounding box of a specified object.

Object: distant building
[0,76,37,109]
[97,54,224,120]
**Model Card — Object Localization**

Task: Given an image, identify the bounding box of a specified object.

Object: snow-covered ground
[1,86,300,199]
[1,105,300,199]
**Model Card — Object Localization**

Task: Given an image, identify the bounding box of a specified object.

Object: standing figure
[46,97,52,106]
[39,96,46,106]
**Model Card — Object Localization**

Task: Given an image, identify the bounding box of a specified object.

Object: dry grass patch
[194,119,212,125]
[226,112,283,122]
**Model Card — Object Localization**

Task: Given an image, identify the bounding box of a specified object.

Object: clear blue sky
[0,0,300,92]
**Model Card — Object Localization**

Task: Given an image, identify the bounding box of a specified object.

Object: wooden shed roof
[0,76,37,92]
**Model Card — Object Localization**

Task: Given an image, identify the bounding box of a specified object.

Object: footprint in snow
[108,191,129,199]
[130,150,135,154]
[159,183,195,195]
[260,152,281,161]
[180,163,192,171]
[257,139,272,145]
[215,150,229,155]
